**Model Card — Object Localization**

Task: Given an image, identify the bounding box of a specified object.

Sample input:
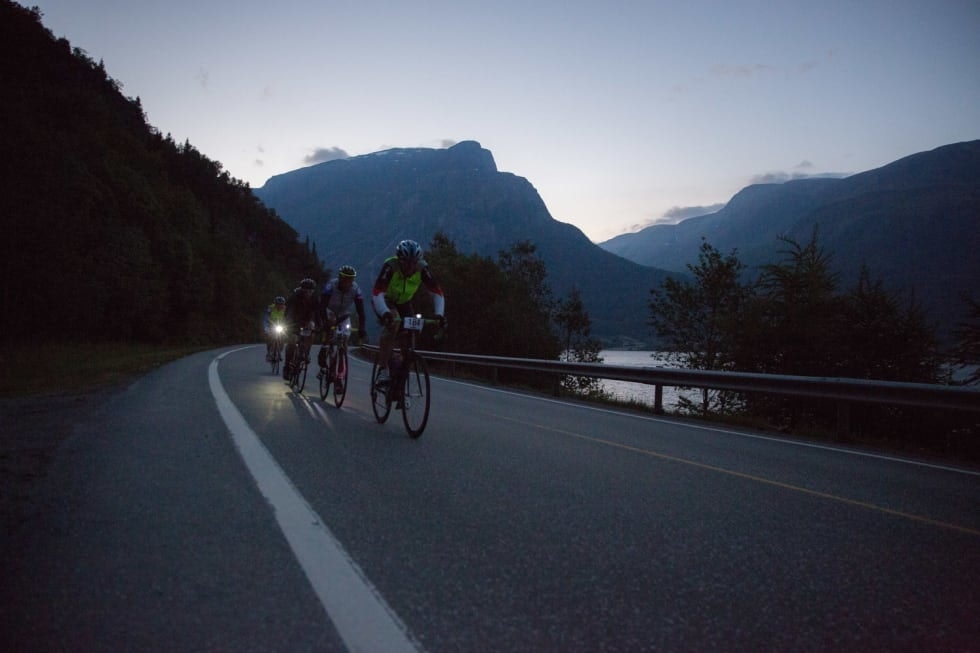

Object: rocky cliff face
[256,141,675,345]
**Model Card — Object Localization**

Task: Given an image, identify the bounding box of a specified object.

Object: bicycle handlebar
[392,316,443,324]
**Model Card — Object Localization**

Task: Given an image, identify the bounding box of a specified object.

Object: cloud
[750,171,794,184]
[304,147,349,165]
[711,63,778,78]
[627,203,726,232]
[749,168,850,184]
[662,204,725,222]
[439,139,457,148]
[710,53,828,81]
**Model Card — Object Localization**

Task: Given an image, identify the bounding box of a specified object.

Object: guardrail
[360,345,980,433]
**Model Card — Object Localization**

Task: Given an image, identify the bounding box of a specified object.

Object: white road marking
[209,349,421,653]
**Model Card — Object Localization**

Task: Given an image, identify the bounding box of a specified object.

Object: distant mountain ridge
[256,139,978,346]
[256,141,676,346]
[599,140,980,343]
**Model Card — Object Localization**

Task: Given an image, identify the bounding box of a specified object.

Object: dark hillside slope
[0,1,323,344]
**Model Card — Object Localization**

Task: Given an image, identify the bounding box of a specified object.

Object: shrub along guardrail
[360,344,980,436]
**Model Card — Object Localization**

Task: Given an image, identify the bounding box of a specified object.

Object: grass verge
[0,343,211,398]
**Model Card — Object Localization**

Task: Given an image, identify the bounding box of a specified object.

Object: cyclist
[262,295,287,361]
[371,240,446,398]
[317,265,368,391]
[282,278,322,380]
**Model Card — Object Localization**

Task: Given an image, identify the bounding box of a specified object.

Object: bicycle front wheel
[401,354,430,438]
[271,339,282,375]
[370,360,392,423]
[333,347,349,408]
[319,364,330,400]
[296,358,308,393]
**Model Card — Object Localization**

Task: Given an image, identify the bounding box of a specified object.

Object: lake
[595,350,694,408]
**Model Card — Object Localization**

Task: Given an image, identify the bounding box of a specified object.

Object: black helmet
[274,296,285,305]
[338,265,356,278]
[300,278,316,290]
[396,239,422,263]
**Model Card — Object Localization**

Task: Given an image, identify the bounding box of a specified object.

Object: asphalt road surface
[2,345,978,651]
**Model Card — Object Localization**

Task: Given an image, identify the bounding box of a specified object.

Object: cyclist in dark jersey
[282,278,321,380]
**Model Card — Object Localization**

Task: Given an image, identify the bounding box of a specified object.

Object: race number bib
[402,316,425,332]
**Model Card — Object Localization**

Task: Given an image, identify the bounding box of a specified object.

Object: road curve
[2,345,977,651]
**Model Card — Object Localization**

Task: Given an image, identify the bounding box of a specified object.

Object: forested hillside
[0,1,325,345]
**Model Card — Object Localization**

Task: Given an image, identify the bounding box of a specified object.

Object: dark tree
[424,233,561,368]
[834,266,939,383]
[554,288,604,396]
[649,239,749,414]
[0,1,326,345]
[951,296,980,386]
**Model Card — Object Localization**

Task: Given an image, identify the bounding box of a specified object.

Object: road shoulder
[0,385,123,538]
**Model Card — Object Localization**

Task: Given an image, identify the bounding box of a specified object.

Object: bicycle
[268,323,285,375]
[318,315,351,408]
[370,315,442,438]
[287,323,316,393]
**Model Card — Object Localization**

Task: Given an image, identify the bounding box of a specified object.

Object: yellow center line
[495,413,980,538]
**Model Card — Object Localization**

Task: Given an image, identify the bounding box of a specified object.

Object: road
[2,345,978,651]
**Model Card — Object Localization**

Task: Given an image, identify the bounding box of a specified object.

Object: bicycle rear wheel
[333,347,349,408]
[319,363,330,400]
[400,354,430,438]
[370,360,392,423]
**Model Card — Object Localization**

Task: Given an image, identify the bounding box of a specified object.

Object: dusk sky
[32,0,980,242]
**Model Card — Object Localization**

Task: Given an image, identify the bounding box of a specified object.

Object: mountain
[255,141,677,346]
[599,141,980,343]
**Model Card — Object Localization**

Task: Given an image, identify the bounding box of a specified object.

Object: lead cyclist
[370,240,447,384]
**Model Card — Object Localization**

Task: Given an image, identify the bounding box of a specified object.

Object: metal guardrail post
[654,385,664,415]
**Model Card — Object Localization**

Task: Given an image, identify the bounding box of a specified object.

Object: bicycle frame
[320,316,351,406]
[371,314,441,438]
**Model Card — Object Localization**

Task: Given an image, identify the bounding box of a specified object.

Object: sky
[31,0,980,243]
